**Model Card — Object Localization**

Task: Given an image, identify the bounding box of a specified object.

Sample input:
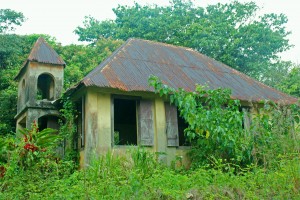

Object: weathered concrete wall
[84,89,98,165]
[16,62,64,117]
[16,107,60,131]
[28,62,64,102]
[16,112,27,132]
[81,89,190,168]
[153,98,190,167]
[17,65,30,113]
[153,98,167,163]
[97,93,112,152]
[77,88,264,168]
[15,61,64,135]
[26,108,60,129]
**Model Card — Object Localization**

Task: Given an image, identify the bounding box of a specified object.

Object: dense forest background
[0,0,299,135]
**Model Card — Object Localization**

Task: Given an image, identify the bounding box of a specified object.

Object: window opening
[38,115,60,131]
[38,116,48,131]
[114,98,137,145]
[22,79,25,89]
[37,74,54,100]
[76,97,85,148]
[177,111,190,146]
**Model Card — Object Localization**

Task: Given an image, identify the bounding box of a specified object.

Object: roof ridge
[129,37,198,52]
[27,37,44,61]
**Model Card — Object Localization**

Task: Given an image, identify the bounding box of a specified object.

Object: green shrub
[149,75,300,170]
[250,102,300,169]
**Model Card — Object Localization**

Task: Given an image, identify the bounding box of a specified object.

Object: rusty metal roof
[80,38,298,104]
[27,37,65,65]
[15,37,65,80]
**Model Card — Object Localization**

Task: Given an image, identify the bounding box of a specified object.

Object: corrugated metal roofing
[15,37,65,80]
[81,38,298,104]
[28,37,65,66]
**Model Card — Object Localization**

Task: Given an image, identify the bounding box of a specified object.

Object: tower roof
[27,37,65,65]
[15,37,65,80]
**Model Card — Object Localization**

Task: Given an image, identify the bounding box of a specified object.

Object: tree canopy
[75,0,292,80]
[277,66,300,97]
[0,9,25,34]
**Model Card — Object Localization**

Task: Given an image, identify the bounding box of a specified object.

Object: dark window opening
[38,115,60,132]
[38,115,64,157]
[37,74,54,100]
[22,79,25,89]
[76,97,85,149]
[177,111,190,146]
[114,98,137,145]
[38,116,47,131]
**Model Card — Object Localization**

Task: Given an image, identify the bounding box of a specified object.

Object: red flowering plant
[17,121,62,169]
[22,122,39,152]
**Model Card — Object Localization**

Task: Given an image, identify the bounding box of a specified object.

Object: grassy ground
[1,149,299,200]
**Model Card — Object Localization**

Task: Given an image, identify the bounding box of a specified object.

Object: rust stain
[101,64,128,91]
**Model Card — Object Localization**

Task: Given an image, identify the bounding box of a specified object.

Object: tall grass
[1,148,299,199]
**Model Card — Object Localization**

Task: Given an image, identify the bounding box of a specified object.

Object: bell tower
[14,37,66,131]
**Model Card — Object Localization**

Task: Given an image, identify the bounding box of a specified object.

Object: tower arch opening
[37,73,55,100]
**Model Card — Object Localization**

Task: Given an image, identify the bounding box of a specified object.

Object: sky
[1,0,299,63]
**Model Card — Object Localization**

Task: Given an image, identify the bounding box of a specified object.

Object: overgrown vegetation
[149,76,300,169]
[1,79,299,199]
[58,97,79,163]
[0,147,299,199]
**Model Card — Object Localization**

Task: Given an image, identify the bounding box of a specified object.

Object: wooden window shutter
[81,96,85,148]
[242,107,251,130]
[76,96,85,149]
[165,103,179,147]
[138,100,154,146]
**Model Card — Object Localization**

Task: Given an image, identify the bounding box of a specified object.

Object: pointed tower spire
[27,37,65,65]
[15,37,65,80]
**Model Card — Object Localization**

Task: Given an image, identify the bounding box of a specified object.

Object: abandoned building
[15,37,298,167]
